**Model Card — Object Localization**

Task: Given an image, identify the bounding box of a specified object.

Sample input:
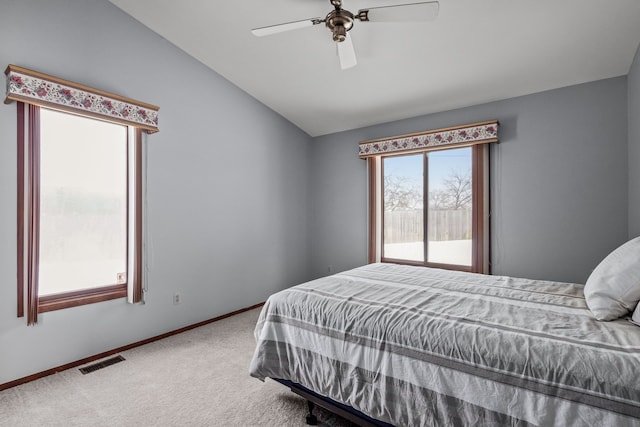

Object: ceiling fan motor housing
[325,9,354,42]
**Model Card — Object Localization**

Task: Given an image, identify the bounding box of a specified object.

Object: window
[383,147,474,266]
[362,121,497,274]
[7,64,158,325]
[39,108,128,296]
[18,103,144,321]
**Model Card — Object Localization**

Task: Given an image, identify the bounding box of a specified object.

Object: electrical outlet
[173,293,181,305]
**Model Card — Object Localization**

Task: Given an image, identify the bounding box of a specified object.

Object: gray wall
[310,78,629,284]
[0,0,312,385]
[629,42,640,238]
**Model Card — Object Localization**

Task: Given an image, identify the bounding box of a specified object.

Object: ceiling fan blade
[358,1,439,23]
[251,18,323,37]
[337,34,357,70]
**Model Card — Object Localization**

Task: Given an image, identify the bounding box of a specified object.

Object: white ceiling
[109,0,640,137]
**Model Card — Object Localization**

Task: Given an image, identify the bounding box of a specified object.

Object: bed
[249,262,640,426]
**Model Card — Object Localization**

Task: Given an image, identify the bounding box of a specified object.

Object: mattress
[249,263,640,426]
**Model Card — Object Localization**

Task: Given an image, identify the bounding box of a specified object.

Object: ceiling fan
[251,0,439,70]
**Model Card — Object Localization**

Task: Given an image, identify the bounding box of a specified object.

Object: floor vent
[79,355,125,375]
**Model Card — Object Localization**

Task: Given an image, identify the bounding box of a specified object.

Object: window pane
[427,147,472,266]
[39,109,127,296]
[383,154,424,262]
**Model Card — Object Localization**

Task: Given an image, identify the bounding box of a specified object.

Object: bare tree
[384,168,471,211]
[428,189,450,210]
[442,169,472,209]
[383,175,422,211]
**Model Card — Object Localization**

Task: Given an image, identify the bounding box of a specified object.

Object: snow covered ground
[384,239,472,266]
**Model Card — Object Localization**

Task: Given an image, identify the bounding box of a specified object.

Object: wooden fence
[384,209,472,243]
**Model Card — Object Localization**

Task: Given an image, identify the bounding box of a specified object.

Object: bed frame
[274,379,393,426]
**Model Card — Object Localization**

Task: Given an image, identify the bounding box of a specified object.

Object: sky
[383,147,471,191]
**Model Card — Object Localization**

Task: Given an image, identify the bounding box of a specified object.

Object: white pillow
[631,302,640,326]
[584,236,640,321]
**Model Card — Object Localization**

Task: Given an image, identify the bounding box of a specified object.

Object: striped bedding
[249,263,640,426]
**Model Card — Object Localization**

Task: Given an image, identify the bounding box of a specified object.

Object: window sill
[380,258,474,273]
[38,284,127,313]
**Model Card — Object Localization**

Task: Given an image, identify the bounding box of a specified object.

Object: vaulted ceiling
[109,0,640,136]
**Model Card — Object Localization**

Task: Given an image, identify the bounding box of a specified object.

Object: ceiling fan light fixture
[325,8,354,43]
[333,25,347,42]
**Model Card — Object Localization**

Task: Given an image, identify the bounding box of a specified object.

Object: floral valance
[4,64,159,133]
[359,120,498,158]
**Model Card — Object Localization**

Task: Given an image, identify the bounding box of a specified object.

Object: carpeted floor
[0,308,355,427]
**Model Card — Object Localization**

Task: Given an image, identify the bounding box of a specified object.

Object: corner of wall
[629,41,640,238]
